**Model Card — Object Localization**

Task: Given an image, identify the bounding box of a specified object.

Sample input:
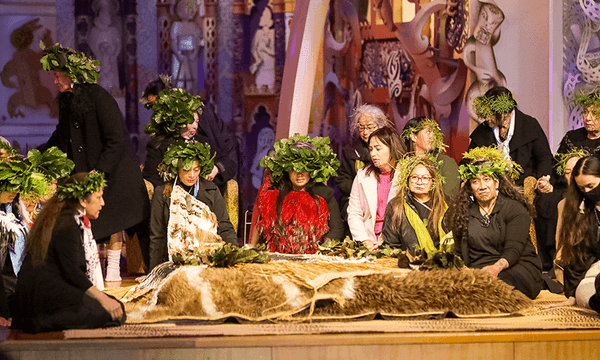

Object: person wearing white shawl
[12,172,125,333]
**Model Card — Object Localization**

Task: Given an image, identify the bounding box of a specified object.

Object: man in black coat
[467,86,554,271]
[40,44,151,277]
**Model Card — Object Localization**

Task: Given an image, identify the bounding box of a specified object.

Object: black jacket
[335,140,370,220]
[42,84,150,239]
[149,180,238,270]
[467,109,553,186]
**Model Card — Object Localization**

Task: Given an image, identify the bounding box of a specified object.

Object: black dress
[455,194,543,299]
[13,212,125,333]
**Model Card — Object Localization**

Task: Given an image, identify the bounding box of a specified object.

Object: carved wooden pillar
[204,0,218,103]
[157,1,173,75]
[123,2,138,135]
[271,0,286,94]
[232,0,246,133]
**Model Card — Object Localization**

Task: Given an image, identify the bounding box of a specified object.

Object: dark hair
[402,116,429,153]
[445,160,533,241]
[560,156,600,266]
[142,78,168,104]
[365,126,406,181]
[272,172,320,224]
[26,172,91,267]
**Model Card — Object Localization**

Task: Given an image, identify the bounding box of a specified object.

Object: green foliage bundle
[20,173,52,203]
[40,42,100,84]
[144,88,203,136]
[160,140,215,180]
[473,93,516,120]
[317,237,404,259]
[555,147,589,176]
[171,243,271,267]
[260,133,340,183]
[458,146,522,181]
[574,90,600,119]
[55,171,106,200]
[401,118,448,153]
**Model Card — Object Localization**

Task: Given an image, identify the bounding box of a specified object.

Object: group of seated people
[3,84,600,334]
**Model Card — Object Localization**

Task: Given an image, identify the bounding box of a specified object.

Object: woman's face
[469,174,498,203]
[574,173,600,193]
[81,189,105,219]
[178,160,201,186]
[564,157,580,186]
[289,170,310,190]
[53,71,72,92]
[0,191,19,204]
[583,106,600,135]
[411,126,434,154]
[408,164,433,197]
[369,136,392,171]
[357,115,379,143]
[181,113,200,140]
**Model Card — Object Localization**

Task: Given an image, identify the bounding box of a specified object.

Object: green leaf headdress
[144,88,204,137]
[574,90,600,119]
[20,173,52,203]
[40,42,100,84]
[473,93,517,120]
[160,140,215,181]
[458,146,523,181]
[555,147,589,176]
[260,133,340,183]
[0,146,74,194]
[0,141,18,161]
[55,171,107,201]
[395,153,445,191]
[401,118,448,153]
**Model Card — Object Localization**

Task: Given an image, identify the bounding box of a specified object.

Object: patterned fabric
[493,110,516,160]
[75,212,104,291]
[0,203,28,275]
[257,189,330,254]
[223,179,239,231]
[167,184,224,259]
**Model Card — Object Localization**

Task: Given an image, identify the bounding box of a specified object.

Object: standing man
[39,43,151,279]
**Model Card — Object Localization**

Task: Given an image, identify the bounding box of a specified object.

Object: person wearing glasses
[445,146,543,299]
[381,155,448,257]
[401,117,460,199]
[336,104,393,237]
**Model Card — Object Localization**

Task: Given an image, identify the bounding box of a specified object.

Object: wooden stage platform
[2,275,600,359]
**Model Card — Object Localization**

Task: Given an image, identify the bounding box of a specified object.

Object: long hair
[402,116,429,153]
[26,173,90,267]
[349,104,392,140]
[390,159,447,240]
[445,161,533,240]
[364,126,406,181]
[559,156,600,266]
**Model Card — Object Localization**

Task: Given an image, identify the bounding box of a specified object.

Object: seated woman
[347,127,406,250]
[149,140,238,271]
[252,134,343,254]
[551,155,600,312]
[13,172,125,333]
[336,104,392,235]
[382,155,448,257]
[554,148,589,284]
[446,146,543,299]
[402,117,460,199]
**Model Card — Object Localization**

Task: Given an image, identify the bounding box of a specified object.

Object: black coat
[149,180,238,270]
[42,84,150,239]
[335,140,370,220]
[143,107,239,193]
[467,109,553,186]
[14,213,122,333]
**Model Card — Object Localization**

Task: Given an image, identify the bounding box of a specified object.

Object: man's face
[53,71,72,92]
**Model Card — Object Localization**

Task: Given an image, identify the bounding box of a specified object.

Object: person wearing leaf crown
[401,116,460,199]
[556,91,600,158]
[39,43,151,281]
[252,134,344,254]
[336,104,393,237]
[0,143,74,323]
[347,126,407,250]
[381,155,449,258]
[148,140,237,271]
[142,83,239,196]
[12,171,126,333]
[467,86,553,187]
[446,146,543,299]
